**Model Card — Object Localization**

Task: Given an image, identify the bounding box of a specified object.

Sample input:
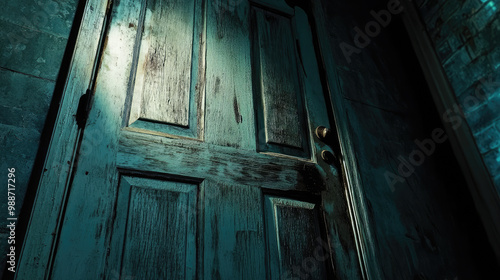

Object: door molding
[15,0,110,278]
[400,0,500,263]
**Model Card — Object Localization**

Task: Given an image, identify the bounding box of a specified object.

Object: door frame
[400,0,500,263]
[15,0,378,279]
[15,0,111,279]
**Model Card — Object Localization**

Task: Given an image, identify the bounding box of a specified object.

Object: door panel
[264,196,328,279]
[203,182,266,279]
[18,0,363,279]
[130,0,195,127]
[205,0,256,150]
[106,176,198,280]
[252,7,309,156]
[128,0,205,139]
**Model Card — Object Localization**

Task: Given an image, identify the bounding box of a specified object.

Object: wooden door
[17,0,362,279]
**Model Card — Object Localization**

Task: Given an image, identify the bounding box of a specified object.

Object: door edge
[14,0,111,279]
[308,1,382,280]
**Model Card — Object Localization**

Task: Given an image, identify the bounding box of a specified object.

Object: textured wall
[322,0,499,278]
[416,0,500,192]
[0,0,78,274]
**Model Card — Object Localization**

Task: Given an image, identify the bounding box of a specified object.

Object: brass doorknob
[316,126,341,168]
[315,126,331,141]
[320,150,336,164]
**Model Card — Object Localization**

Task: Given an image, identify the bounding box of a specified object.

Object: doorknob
[315,126,342,168]
[320,150,336,165]
[315,126,332,141]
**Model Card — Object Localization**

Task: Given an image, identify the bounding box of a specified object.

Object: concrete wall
[0,0,78,274]
[322,0,499,278]
[415,0,500,192]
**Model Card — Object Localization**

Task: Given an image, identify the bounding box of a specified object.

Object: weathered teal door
[17,0,362,279]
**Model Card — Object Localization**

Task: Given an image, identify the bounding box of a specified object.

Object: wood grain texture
[15,0,110,279]
[48,0,144,278]
[17,0,363,279]
[127,0,206,140]
[264,196,328,280]
[203,182,266,280]
[106,176,197,280]
[130,0,195,127]
[253,7,304,149]
[204,0,256,149]
[118,129,326,192]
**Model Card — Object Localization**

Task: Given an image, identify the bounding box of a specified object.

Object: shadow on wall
[321,0,500,278]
